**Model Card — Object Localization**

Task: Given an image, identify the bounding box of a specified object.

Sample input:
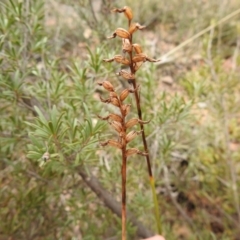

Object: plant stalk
[121,150,127,240]
[128,25,162,233]
[131,80,162,234]
[121,105,127,240]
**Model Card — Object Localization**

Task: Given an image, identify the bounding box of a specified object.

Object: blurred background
[1,0,240,239]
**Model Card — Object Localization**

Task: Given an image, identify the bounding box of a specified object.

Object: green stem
[150,176,162,234]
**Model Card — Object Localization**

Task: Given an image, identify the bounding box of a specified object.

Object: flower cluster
[104,6,160,82]
[98,80,149,157]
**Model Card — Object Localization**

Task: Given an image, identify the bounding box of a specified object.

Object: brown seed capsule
[119,89,130,102]
[128,23,145,34]
[112,6,133,21]
[138,151,148,156]
[145,56,161,62]
[108,113,122,122]
[138,119,151,124]
[125,118,150,128]
[129,85,140,93]
[132,53,147,63]
[121,104,131,116]
[111,7,125,13]
[132,54,160,63]
[125,118,139,128]
[116,70,135,80]
[122,39,132,53]
[100,140,123,149]
[108,28,130,39]
[108,140,123,149]
[103,57,114,62]
[97,114,109,121]
[119,131,126,139]
[126,148,148,157]
[97,114,122,122]
[132,44,142,54]
[126,130,142,143]
[98,81,114,92]
[110,121,123,133]
[125,104,131,116]
[99,96,111,104]
[134,62,143,71]
[110,97,120,107]
[116,28,130,39]
[109,92,118,98]
[114,55,130,65]
[124,6,133,20]
[126,148,139,156]
[103,55,130,65]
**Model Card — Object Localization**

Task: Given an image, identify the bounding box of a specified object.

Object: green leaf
[34,106,48,125]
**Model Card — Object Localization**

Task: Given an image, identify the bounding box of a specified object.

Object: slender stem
[131,80,162,234]
[131,80,152,176]
[128,25,162,234]
[150,175,162,234]
[121,149,127,240]
[121,104,127,240]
